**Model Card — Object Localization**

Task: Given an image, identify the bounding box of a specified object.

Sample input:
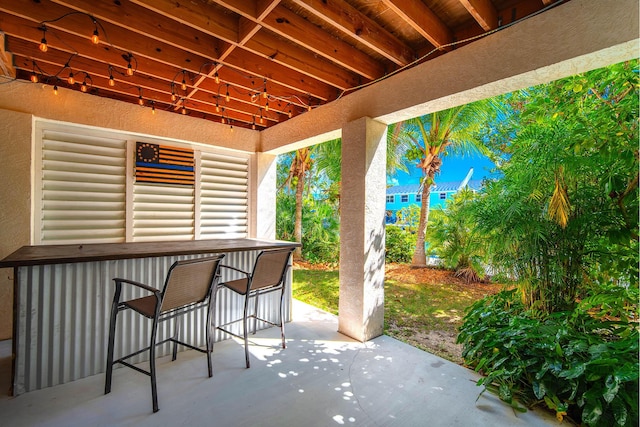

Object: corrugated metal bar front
[13,250,292,394]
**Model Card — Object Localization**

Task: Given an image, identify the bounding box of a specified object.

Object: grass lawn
[292,262,502,364]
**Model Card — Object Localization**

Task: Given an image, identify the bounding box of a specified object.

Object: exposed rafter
[0,0,566,129]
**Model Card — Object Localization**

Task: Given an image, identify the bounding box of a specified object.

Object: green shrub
[457,286,639,426]
[385,225,416,263]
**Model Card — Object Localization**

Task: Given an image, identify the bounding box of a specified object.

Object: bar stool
[104,254,224,413]
[213,248,294,368]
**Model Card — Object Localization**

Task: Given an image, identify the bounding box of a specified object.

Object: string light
[108,66,115,87]
[30,61,38,83]
[80,72,92,93]
[39,26,48,52]
[91,28,99,44]
[151,103,156,114]
[30,10,323,128]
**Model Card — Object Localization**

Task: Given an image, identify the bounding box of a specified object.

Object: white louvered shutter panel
[199,151,248,238]
[38,129,126,244]
[132,183,194,241]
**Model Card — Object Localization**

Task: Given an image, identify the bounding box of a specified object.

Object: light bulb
[108,75,115,87]
[307,105,312,112]
[252,121,256,130]
[265,101,269,112]
[225,89,230,103]
[53,85,58,95]
[288,109,292,118]
[259,114,264,124]
[181,106,187,115]
[91,29,99,44]
[68,72,75,85]
[30,73,38,83]
[230,125,233,132]
[171,92,177,102]
[214,72,220,84]
[151,105,156,114]
[181,78,187,90]
[39,38,48,52]
[127,63,133,76]
[262,88,267,99]
[215,102,220,113]
[221,117,225,124]
[81,82,88,92]
[138,96,144,106]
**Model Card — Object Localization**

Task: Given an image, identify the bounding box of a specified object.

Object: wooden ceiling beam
[52,0,226,56]
[210,0,385,80]
[128,0,336,100]
[1,1,332,103]
[382,0,453,49]
[0,9,310,111]
[242,29,362,90]
[11,39,288,125]
[459,0,499,31]
[289,0,414,66]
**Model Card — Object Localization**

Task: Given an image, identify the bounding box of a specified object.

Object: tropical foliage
[458,287,639,426]
[385,225,416,263]
[457,60,639,426]
[277,143,341,264]
[426,189,485,283]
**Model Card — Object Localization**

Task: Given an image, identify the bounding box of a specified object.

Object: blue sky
[389,152,496,186]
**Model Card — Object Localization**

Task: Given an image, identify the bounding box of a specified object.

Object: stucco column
[338,117,387,342]
[252,152,277,239]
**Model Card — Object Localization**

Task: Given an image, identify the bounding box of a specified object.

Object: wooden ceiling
[0,0,564,130]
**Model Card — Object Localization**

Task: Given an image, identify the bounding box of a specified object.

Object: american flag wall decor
[135,142,195,185]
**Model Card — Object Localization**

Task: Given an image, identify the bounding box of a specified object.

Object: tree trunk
[411,183,432,267]
[293,174,304,260]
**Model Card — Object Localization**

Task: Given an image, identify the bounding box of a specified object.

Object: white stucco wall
[0,109,32,339]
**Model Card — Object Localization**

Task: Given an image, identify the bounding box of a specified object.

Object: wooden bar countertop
[0,238,300,268]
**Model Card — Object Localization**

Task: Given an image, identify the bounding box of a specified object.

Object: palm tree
[281,147,313,260]
[390,101,494,267]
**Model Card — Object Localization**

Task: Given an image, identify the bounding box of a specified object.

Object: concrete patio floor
[0,300,558,426]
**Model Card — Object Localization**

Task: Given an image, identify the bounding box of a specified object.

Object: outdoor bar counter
[0,238,299,395]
